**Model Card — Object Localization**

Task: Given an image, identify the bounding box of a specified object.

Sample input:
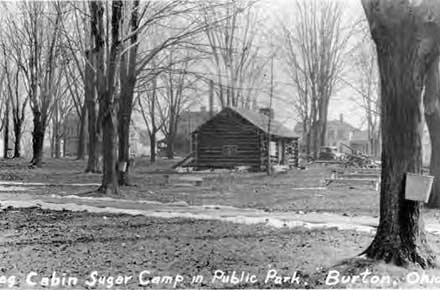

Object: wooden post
[267,54,274,176]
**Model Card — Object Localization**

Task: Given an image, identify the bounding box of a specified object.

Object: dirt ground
[0,206,374,289]
[1,157,440,289]
[0,158,380,217]
[1,207,440,289]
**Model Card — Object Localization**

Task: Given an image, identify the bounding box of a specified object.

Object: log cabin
[190,107,299,171]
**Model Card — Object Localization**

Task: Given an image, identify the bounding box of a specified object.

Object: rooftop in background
[193,106,299,139]
[351,130,370,142]
[294,114,357,134]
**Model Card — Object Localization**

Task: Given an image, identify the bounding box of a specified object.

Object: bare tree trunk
[361,0,439,267]
[319,121,327,147]
[319,97,330,147]
[100,98,118,194]
[97,0,123,195]
[31,112,45,168]
[85,49,99,172]
[63,125,67,157]
[305,131,311,156]
[117,0,139,186]
[311,107,319,159]
[117,95,132,185]
[53,105,61,159]
[11,77,26,159]
[77,103,87,160]
[3,100,9,159]
[165,105,176,160]
[13,122,21,158]
[426,111,440,208]
[55,132,61,159]
[166,139,175,159]
[150,132,156,163]
[50,129,54,158]
[424,56,440,208]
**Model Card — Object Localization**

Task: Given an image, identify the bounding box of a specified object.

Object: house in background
[348,129,381,157]
[349,130,370,154]
[191,107,299,171]
[294,114,356,153]
[174,106,213,155]
[326,114,356,152]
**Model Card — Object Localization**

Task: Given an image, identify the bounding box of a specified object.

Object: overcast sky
[253,0,369,130]
[1,0,372,131]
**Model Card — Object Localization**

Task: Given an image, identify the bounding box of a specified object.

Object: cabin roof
[193,107,299,139]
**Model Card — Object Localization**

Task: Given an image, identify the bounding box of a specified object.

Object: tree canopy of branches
[281,0,350,158]
[0,39,28,158]
[12,2,65,167]
[202,0,266,109]
[157,49,199,159]
[347,26,380,157]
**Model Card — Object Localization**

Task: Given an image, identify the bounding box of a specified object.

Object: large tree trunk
[13,122,22,158]
[166,136,175,159]
[361,0,440,268]
[31,112,45,168]
[50,130,54,158]
[117,90,132,185]
[54,132,61,158]
[426,111,440,207]
[150,132,156,163]
[302,118,311,156]
[85,49,99,173]
[53,117,61,159]
[424,55,440,208]
[318,97,329,147]
[97,0,123,195]
[52,102,60,159]
[100,102,118,194]
[117,0,139,186]
[77,104,87,160]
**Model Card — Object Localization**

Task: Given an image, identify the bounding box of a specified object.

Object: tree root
[97,184,118,195]
[28,161,42,169]
[362,238,437,269]
[85,168,102,174]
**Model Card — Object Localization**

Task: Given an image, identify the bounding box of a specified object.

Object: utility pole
[267,53,274,176]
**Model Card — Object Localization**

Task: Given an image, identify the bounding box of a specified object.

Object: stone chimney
[259,108,274,119]
[340,113,344,123]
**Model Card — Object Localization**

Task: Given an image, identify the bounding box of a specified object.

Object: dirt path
[0,184,439,235]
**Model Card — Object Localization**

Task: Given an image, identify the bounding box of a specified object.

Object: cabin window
[223,145,238,156]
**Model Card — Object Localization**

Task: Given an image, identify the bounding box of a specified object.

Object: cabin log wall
[195,111,260,169]
[192,108,299,171]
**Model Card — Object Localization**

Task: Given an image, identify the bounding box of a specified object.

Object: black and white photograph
[0,0,439,289]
